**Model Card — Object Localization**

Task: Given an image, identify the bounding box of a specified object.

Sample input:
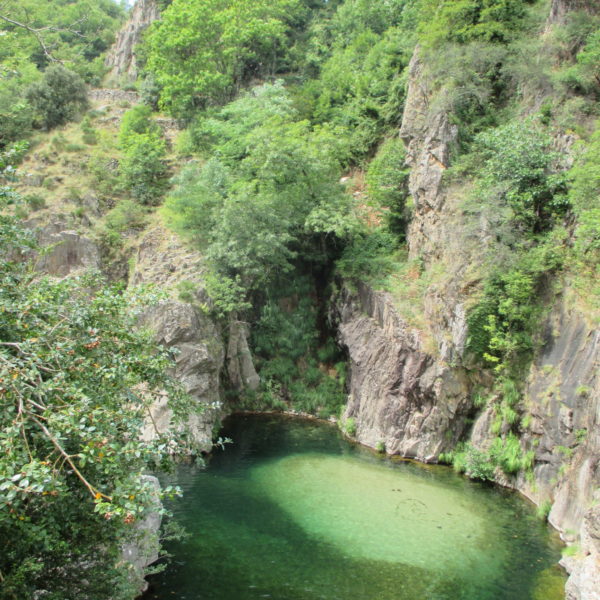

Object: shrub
[103,199,148,233]
[452,443,496,481]
[336,229,397,287]
[343,417,357,436]
[24,194,46,211]
[119,107,168,205]
[366,137,410,239]
[120,135,168,205]
[25,65,88,130]
[536,499,552,521]
[490,434,533,475]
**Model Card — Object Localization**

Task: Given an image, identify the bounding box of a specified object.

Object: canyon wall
[336,28,599,600]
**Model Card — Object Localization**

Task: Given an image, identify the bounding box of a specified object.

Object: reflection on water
[146,414,565,600]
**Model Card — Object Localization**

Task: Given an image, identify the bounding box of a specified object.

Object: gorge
[0,0,599,599]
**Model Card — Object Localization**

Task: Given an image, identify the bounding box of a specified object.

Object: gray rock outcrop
[335,284,472,461]
[227,320,260,392]
[140,301,224,453]
[547,0,599,26]
[105,0,161,84]
[121,475,162,592]
[24,219,101,277]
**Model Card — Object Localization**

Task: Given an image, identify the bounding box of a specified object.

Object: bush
[120,134,168,205]
[452,444,496,481]
[470,117,569,235]
[419,0,536,47]
[336,229,397,286]
[24,194,46,211]
[25,65,88,130]
[103,199,148,234]
[366,137,410,238]
[119,107,168,205]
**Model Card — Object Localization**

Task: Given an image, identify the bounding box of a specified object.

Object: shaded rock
[227,320,260,392]
[26,220,100,276]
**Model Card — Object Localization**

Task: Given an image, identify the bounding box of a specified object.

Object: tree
[25,65,88,129]
[472,118,569,234]
[419,0,536,46]
[0,203,189,598]
[162,83,355,312]
[145,0,304,116]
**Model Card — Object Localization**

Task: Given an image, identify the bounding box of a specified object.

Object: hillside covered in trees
[1,0,599,598]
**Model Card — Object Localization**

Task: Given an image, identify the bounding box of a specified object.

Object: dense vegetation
[1,0,600,596]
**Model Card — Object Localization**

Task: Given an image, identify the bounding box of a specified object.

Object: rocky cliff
[105,0,160,84]
[336,19,600,600]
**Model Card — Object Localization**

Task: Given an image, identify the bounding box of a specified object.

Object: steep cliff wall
[105,0,160,84]
[338,25,599,600]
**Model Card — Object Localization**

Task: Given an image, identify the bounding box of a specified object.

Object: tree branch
[31,415,112,502]
[0,13,60,62]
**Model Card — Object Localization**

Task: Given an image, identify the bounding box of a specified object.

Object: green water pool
[145,414,566,600]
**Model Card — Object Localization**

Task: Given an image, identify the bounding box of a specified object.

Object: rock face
[547,0,599,26]
[139,301,224,452]
[339,26,600,599]
[227,320,260,392]
[336,284,472,460]
[105,0,160,84]
[27,220,100,277]
[562,499,600,600]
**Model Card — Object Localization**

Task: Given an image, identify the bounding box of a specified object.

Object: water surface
[146,414,565,600]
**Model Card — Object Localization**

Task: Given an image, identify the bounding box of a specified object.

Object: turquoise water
[145,414,565,600]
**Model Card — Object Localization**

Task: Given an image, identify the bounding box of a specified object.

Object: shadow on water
[145,414,565,600]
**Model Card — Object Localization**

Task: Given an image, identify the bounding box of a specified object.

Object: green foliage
[562,544,580,558]
[25,65,88,130]
[365,137,410,238]
[119,105,162,151]
[0,61,37,147]
[250,276,346,417]
[536,499,552,521]
[163,83,355,312]
[145,0,305,116]
[490,434,534,475]
[119,107,168,205]
[0,214,192,599]
[309,26,411,162]
[103,199,148,234]
[375,440,386,453]
[24,193,46,211]
[568,123,600,306]
[466,239,564,371]
[463,118,570,372]
[451,443,496,481]
[471,118,569,235]
[0,0,123,145]
[336,230,397,286]
[341,417,357,436]
[419,0,536,47]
